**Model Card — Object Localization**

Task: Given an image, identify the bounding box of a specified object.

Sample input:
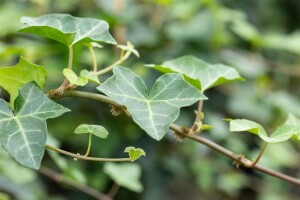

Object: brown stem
[39,166,112,200]
[50,90,300,186]
[108,183,120,198]
[45,144,131,162]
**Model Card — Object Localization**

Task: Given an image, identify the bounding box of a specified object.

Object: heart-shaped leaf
[124,147,146,161]
[97,66,207,140]
[74,124,109,139]
[0,56,47,107]
[104,163,143,193]
[80,69,100,84]
[229,118,300,143]
[63,68,88,86]
[0,82,70,169]
[147,55,244,92]
[19,14,116,46]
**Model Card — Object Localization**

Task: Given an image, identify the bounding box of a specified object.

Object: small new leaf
[97,66,207,140]
[63,68,88,86]
[124,146,146,162]
[0,57,47,107]
[229,117,300,143]
[19,14,116,46]
[80,70,100,84]
[0,82,70,169]
[147,55,244,92]
[74,124,108,139]
[117,41,139,57]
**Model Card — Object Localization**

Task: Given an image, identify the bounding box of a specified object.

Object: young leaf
[74,124,109,139]
[229,119,300,143]
[80,69,100,84]
[117,41,139,57]
[0,56,47,107]
[104,163,143,193]
[0,82,70,169]
[63,68,88,86]
[97,66,207,140]
[19,14,116,46]
[147,55,244,92]
[124,147,146,161]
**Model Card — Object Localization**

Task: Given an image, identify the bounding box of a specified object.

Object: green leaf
[97,66,207,140]
[74,124,108,139]
[229,118,300,143]
[80,69,100,84]
[283,113,300,126]
[0,56,47,107]
[147,55,244,92]
[63,68,88,86]
[104,163,143,193]
[19,14,116,46]
[124,146,146,161]
[0,82,70,169]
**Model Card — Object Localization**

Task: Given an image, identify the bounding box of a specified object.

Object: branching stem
[189,100,204,134]
[50,90,300,186]
[45,144,131,162]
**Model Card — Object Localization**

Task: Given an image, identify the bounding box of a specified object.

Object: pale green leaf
[229,118,300,143]
[19,14,116,46]
[117,41,139,57]
[97,66,207,140]
[63,68,88,86]
[147,55,244,92]
[104,163,143,193]
[80,69,100,84]
[283,113,300,126]
[74,124,108,139]
[0,56,47,107]
[0,82,70,169]
[124,146,146,161]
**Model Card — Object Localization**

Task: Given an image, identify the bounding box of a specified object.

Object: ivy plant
[0,13,299,199]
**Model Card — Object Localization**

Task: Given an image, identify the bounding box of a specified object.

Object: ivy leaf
[63,68,88,86]
[19,14,116,46]
[97,66,207,140]
[124,146,146,162]
[229,118,300,143]
[104,163,143,193]
[80,69,100,84]
[147,55,244,92]
[74,124,109,139]
[0,56,47,107]
[0,82,70,169]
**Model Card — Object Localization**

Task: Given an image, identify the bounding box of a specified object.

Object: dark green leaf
[19,14,116,46]
[147,55,244,92]
[0,82,70,169]
[97,66,207,140]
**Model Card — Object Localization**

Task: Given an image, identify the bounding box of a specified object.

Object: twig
[39,166,112,200]
[45,144,131,162]
[108,183,120,198]
[51,90,300,186]
[189,100,203,134]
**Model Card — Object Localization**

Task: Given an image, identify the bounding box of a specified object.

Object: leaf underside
[148,55,244,92]
[19,13,116,46]
[0,82,70,169]
[97,66,207,140]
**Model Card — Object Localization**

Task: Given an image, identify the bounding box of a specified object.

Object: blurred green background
[1,0,300,199]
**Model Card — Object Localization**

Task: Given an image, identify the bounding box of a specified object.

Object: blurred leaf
[63,68,88,86]
[80,69,100,84]
[98,66,206,140]
[284,113,300,126]
[74,124,109,139]
[0,82,70,169]
[124,146,146,161]
[104,163,143,193]
[148,55,244,92]
[229,118,300,143]
[19,14,116,46]
[0,57,47,107]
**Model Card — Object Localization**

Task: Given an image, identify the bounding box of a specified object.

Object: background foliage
[1,0,300,199]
